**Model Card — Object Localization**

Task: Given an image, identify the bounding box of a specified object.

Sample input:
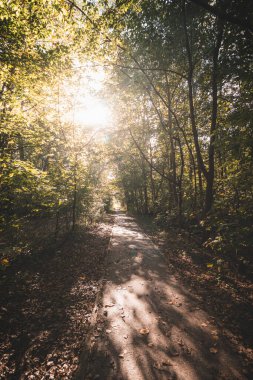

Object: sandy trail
[77,214,245,380]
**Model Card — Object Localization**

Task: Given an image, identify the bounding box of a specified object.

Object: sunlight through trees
[0,0,252,268]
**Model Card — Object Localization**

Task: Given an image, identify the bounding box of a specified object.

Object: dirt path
[77,214,246,380]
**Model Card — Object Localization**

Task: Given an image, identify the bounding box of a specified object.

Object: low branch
[74,62,186,78]
[128,127,176,184]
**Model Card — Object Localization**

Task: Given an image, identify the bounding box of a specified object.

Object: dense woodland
[0,1,253,379]
[0,0,253,266]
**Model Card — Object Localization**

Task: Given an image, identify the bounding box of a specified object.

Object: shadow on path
[77,215,246,380]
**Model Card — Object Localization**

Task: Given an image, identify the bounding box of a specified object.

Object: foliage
[0,0,110,258]
[0,0,252,264]
[104,0,253,260]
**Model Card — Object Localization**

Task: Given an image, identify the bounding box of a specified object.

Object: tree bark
[182,0,208,183]
[205,18,224,213]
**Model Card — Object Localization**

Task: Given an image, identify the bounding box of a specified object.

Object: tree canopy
[0,0,252,260]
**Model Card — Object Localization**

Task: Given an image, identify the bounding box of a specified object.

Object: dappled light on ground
[77,215,245,380]
[0,223,112,379]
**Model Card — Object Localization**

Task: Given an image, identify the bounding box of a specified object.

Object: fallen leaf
[139,328,150,335]
[162,360,172,366]
[153,361,172,371]
[210,347,218,354]
[169,348,179,357]
[119,349,127,358]
[1,258,9,266]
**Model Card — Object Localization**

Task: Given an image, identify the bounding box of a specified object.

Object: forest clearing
[0,0,253,379]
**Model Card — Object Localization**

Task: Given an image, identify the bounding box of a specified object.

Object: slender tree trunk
[178,122,197,210]
[183,0,224,213]
[166,77,178,209]
[177,136,185,226]
[149,144,156,208]
[182,0,208,183]
[72,153,78,230]
[198,167,203,208]
[18,135,25,160]
[55,209,60,239]
[141,158,149,214]
[205,19,224,213]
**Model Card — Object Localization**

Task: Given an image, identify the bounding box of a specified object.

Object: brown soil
[1,213,252,380]
[76,214,251,380]
[0,218,113,380]
[138,217,253,379]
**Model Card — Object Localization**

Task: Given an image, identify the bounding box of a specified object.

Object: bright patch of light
[107,170,115,180]
[73,96,112,128]
[58,62,113,129]
[87,68,106,91]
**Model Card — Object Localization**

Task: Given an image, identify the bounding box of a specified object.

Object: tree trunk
[72,154,78,230]
[18,135,25,160]
[205,18,224,213]
[182,1,208,183]
[177,136,185,226]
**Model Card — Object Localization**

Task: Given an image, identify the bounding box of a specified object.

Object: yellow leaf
[1,258,9,266]
[139,328,149,335]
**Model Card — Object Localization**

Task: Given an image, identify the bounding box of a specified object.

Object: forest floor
[0,217,113,380]
[76,213,252,380]
[138,215,253,377]
[0,213,252,379]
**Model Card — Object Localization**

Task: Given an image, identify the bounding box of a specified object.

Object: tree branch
[128,127,176,184]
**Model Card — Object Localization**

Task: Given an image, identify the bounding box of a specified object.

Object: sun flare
[73,96,112,128]
[60,65,113,129]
